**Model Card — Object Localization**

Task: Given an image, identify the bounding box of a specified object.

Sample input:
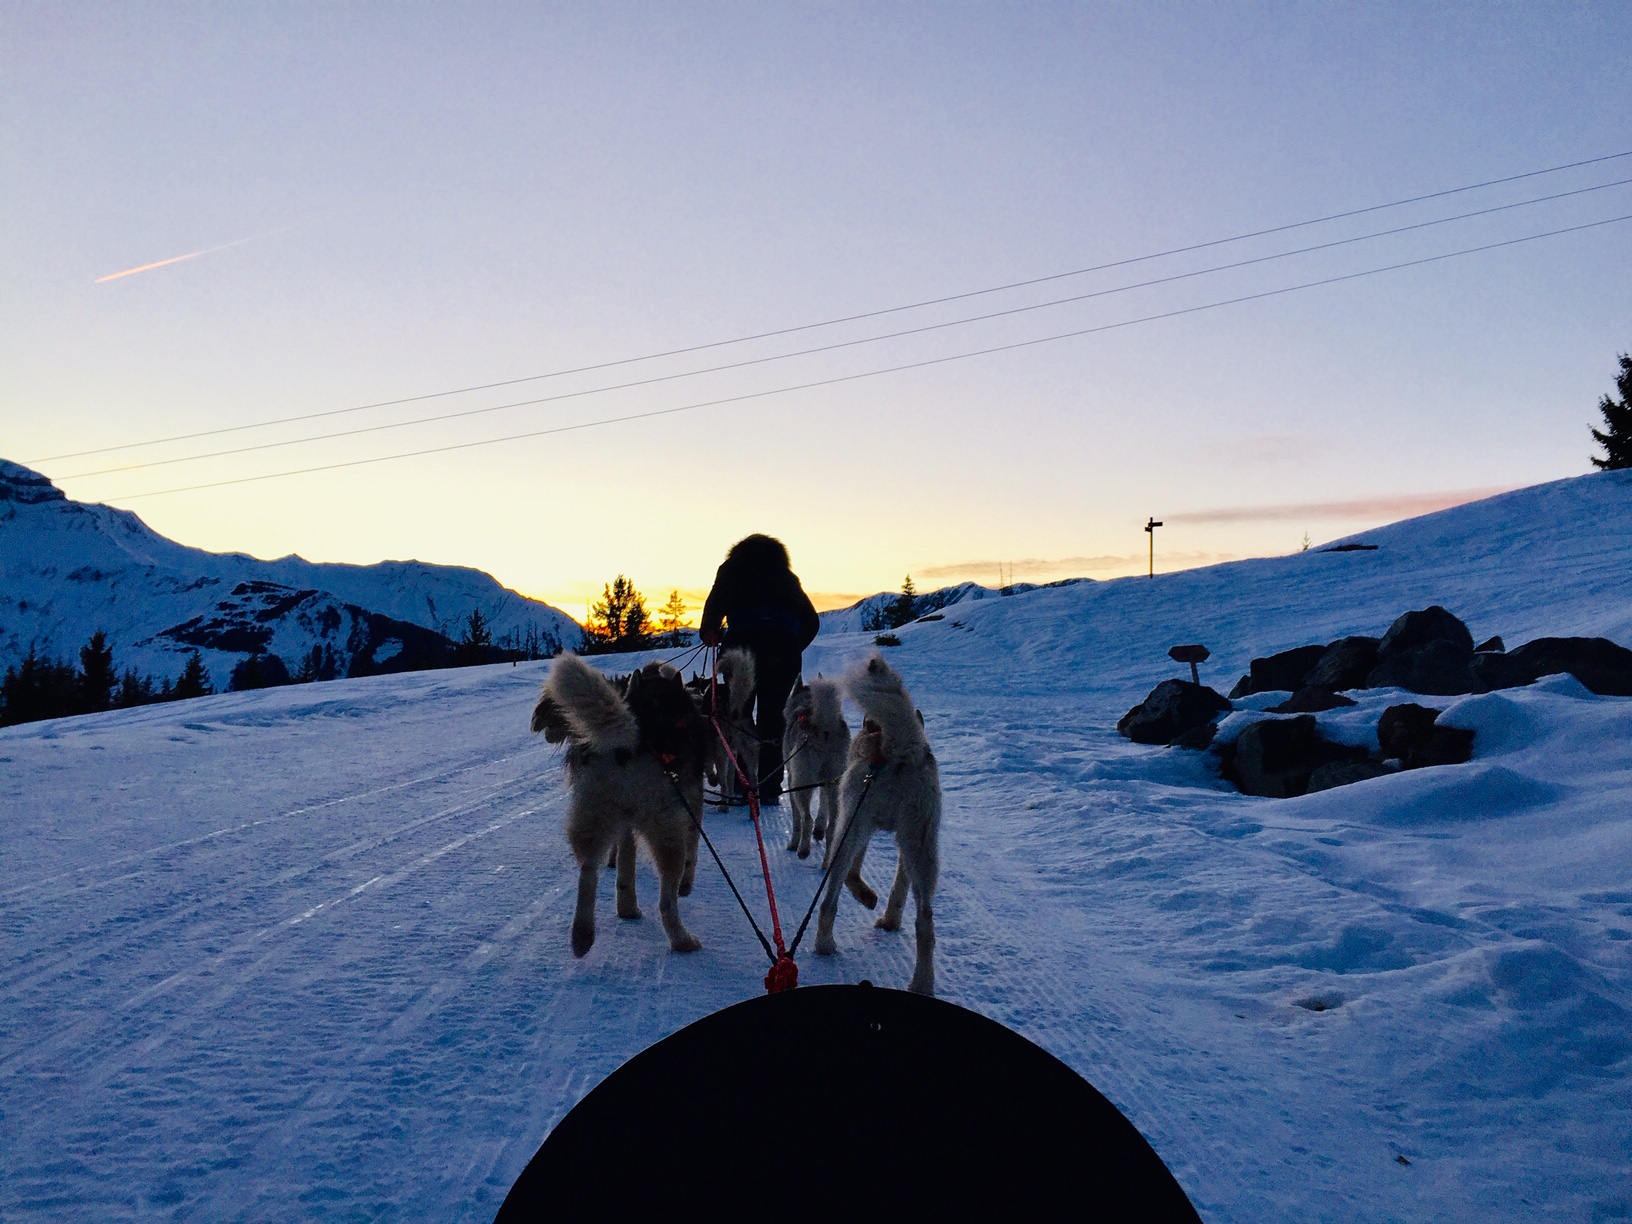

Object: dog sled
[495,982,1200,1220]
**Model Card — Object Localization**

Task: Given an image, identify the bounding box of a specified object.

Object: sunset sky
[3,3,1628,620]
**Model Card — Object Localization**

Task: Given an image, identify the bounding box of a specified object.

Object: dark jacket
[700,535,820,651]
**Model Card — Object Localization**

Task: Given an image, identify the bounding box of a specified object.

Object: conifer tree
[173,652,213,700]
[455,609,494,666]
[587,576,651,652]
[657,590,690,647]
[78,631,116,713]
[1590,352,1632,471]
[886,575,919,629]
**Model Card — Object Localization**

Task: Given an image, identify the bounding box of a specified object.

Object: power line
[59,176,1632,480]
[103,212,1632,503]
[29,147,1632,466]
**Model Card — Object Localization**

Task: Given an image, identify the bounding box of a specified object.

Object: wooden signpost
[1167,643,1210,685]
[1145,517,1162,578]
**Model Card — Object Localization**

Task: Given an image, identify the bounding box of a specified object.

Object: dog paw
[813,823,827,840]
[797,843,811,860]
[571,923,595,958]
[617,904,643,921]
[785,837,799,853]
[907,971,935,996]
[851,885,878,910]
[678,880,694,898]
[875,913,901,931]
[814,933,838,957]
[669,932,702,954]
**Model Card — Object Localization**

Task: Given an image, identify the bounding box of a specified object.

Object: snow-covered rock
[0,459,583,681]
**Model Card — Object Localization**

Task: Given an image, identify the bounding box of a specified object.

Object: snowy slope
[3,470,1630,1221]
[818,577,1088,634]
[0,460,583,681]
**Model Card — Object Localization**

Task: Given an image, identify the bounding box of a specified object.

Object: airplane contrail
[94,225,296,284]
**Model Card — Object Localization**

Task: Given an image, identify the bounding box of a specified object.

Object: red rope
[710,648,798,994]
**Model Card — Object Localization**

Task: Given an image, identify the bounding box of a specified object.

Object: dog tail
[720,647,756,710]
[534,653,638,752]
[844,654,925,748]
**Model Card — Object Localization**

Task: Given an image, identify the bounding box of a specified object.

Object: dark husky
[531,655,709,956]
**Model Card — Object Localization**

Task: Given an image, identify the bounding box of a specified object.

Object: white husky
[531,654,707,958]
[814,654,942,995]
[782,677,850,859]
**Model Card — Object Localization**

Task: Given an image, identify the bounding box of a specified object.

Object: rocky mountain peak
[0,460,67,505]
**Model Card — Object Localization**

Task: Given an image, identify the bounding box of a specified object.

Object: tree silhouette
[173,652,214,700]
[586,576,651,653]
[78,631,116,713]
[658,590,690,647]
[454,609,494,666]
[1590,352,1632,471]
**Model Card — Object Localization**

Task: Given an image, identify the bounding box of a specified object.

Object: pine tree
[172,651,213,700]
[455,609,494,665]
[658,591,690,647]
[115,668,155,708]
[1590,352,1632,471]
[78,631,116,713]
[886,575,918,629]
[586,576,651,653]
[0,647,80,725]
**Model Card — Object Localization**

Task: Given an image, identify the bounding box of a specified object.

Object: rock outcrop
[1117,680,1232,746]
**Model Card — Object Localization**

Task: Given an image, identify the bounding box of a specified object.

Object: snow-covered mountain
[818,577,1089,635]
[0,459,583,682]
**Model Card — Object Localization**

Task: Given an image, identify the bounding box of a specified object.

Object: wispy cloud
[1170,486,1512,524]
[94,224,297,284]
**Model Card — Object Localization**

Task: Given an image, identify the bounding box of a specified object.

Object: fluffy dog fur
[531,654,708,957]
[782,677,850,859]
[709,648,758,808]
[814,654,942,995]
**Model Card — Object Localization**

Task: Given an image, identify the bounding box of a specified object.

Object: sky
[2,2,1629,620]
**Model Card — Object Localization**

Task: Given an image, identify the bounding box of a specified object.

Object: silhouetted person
[700,534,820,805]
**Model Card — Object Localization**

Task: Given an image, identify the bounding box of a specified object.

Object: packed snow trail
[3,471,1631,1220]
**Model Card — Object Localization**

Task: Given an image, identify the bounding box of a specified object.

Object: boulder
[1171,721,1219,751]
[1239,644,1328,695]
[1117,680,1232,745]
[1502,637,1632,697]
[1306,761,1396,793]
[1267,686,1358,713]
[1227,674,1253,699]
[1377,606,1474,661]
[1377,703,1474,769]
[1221,715,1368,798]
[1302,636,1380,691]
[1468,650,1531,692]
[1366,639,1476,695]
[1474,635,1505,654]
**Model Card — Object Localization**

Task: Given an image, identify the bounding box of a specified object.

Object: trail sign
[1168,643,1210,684]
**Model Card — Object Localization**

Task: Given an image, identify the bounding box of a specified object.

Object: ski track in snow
[4,472,1632,1220]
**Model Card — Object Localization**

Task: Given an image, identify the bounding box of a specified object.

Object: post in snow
[1145,517,1163,578]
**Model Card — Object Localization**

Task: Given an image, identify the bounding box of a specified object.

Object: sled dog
[709,648,758,808]
[782,676,850,859]
[531,654,708,957]
[814,654,942,995]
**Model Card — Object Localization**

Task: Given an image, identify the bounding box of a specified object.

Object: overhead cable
[60,176,1632,480]
[102,211,1632,502]
[30,147,1632,465]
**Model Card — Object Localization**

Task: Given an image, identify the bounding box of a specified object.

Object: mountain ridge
[0,459,583,681]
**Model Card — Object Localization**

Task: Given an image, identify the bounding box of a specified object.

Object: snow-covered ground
[4,471,1630,1220]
